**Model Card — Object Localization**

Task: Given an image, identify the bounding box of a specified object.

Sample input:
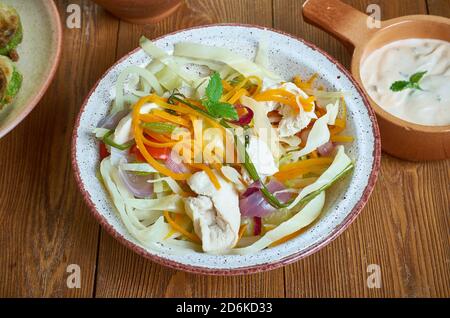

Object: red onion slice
[317,141,335,157]
[240,180,292,217]
[254,217,262,235]
[166,151,190,174]
[97,110,129,130]
[118,168,154,199]
[241,180,262,198]
[230,104,254,126]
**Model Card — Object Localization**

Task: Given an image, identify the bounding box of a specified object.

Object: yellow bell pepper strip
[329,125,345,136]
[238,224,248,241]
[334,118,345,128]
[333,97,347,128]
[222,80,233,92]
[221,77,249,102]
[298,96,315,112]
[294,73,318,91]
[164,211,201,244]
[279,157,334,172]
[132,96,191,180]
[330,135,354,143]
[228,88,249,104]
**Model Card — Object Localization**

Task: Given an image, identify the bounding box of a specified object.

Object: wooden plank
[275,0,450,297]
[94,0,284,298]
[427,0,450,16]
[0,0,119,297]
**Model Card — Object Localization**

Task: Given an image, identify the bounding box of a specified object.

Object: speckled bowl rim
[72,23,381,275]
[0,0,63,139]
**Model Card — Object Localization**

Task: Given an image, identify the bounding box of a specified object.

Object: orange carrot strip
[150,109,190,127]
[164,211,201,243]
[132,96,191,180]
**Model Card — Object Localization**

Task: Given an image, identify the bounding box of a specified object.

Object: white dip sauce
[360,38,450,126]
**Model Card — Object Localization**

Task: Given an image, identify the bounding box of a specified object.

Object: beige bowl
[303,0,450,161]
[92,0,182,24]
[0,0,62,139]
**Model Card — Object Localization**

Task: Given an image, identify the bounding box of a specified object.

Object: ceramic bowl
[72,24,381,274]
[92,0,182,24]
[0,0,62,139]
[303,0,450,160]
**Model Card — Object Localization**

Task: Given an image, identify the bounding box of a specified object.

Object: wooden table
[0,0,449,298]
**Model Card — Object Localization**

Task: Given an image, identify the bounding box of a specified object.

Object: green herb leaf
[390,81,410,92]
[205,101,239,120]
[205,72,223,102]
[409,71,427,83]
[202,72,239,120]
[390,71,427,92]
[141,122,177,134]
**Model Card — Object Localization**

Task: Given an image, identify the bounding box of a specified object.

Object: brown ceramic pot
[92,0,182,24]
[303,0,450,161]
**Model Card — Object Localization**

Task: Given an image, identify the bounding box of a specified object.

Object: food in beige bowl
[0,0,62,139]
[73,25,381,274]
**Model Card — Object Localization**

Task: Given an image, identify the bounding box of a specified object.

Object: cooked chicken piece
[184,170,241,254]
[277,83,317,137]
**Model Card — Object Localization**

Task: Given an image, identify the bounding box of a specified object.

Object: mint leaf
[390,81,410,92]
[205,72,223,102]
[409,71,427,83]
[205,101,238,120]
[390,71,427,92]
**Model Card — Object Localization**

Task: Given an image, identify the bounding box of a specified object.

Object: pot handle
[302,0,375,51]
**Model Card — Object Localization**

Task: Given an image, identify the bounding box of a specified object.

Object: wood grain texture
[0,0,119,297]
[427,0,450,16]
[93,0,285,298]
[275,0,450,297]
[0,0,448,298]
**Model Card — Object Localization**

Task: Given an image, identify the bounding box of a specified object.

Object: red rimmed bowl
[72,24,381,275]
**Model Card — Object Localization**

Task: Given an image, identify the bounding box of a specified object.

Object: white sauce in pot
[360,38,450,126]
